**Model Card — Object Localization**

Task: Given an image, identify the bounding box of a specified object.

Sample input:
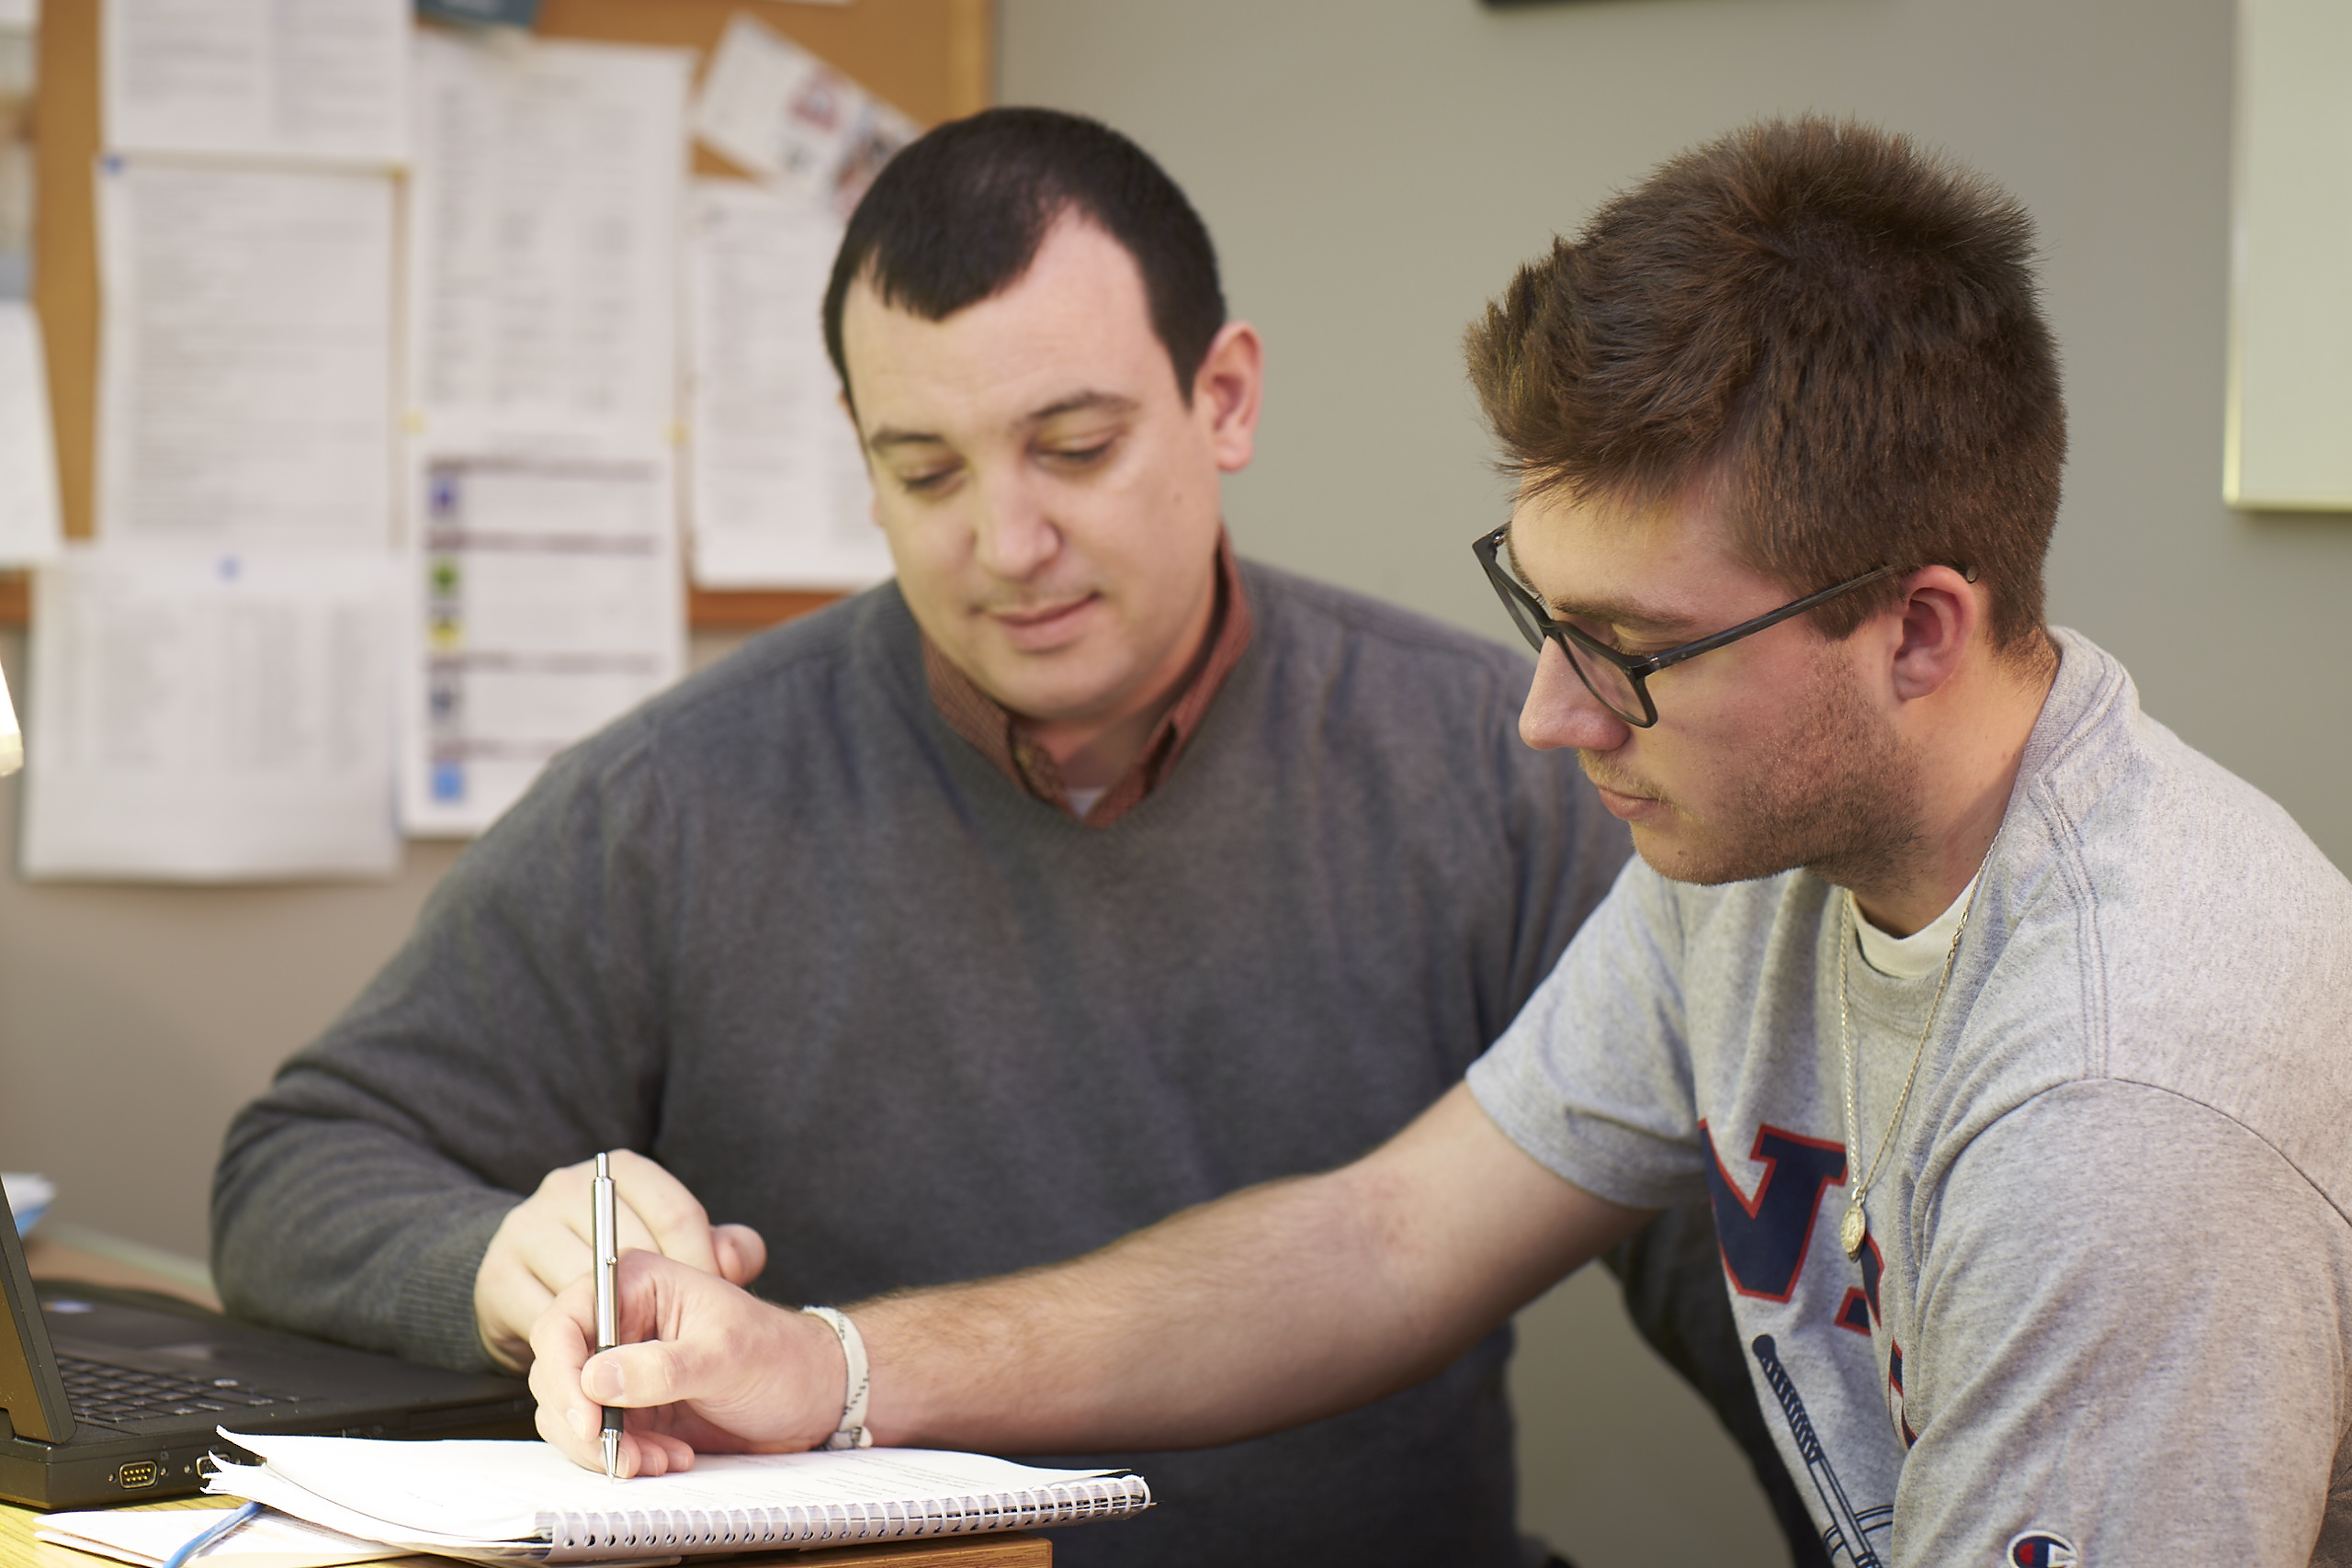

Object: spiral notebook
[206,1430,1151,1562]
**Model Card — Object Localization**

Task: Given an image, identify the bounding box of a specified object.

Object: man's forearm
[535,1085,1645,1473]
[213,1108,515,1369]
[857,1085,1645,1454]
[859,1166,1461,1452]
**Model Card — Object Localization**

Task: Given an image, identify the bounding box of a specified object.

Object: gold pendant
[1839,1200,1867,1258]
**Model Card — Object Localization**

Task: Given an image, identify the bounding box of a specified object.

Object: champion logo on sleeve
[2007,1530,2078,1566]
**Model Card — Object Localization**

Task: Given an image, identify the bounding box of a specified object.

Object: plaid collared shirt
[921,532,1253,828]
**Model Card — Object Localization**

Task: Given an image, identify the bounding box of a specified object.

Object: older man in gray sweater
[210,110,1743,1568]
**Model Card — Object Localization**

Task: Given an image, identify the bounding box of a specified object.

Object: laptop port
[114,1461,160,1490]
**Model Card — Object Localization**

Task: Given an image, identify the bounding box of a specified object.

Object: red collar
[921,532,1253,827]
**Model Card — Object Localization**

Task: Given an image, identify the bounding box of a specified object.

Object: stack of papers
[37,1506,405,1568]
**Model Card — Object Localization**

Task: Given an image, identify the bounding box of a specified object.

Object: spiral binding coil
[541,1474,1154,1559]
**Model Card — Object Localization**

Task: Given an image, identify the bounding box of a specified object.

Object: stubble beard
[1609,649,1927,892]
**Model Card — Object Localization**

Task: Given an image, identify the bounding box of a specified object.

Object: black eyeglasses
[1473,524,1901,728]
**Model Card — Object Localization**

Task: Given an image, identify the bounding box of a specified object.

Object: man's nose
[971,473,1060,581]
[1520,640,1633,753]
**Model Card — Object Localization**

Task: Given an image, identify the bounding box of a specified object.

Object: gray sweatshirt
[1473,630,2352,1564]
[214,560,1633,1568]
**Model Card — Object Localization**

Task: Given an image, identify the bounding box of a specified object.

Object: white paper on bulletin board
[684,179,888,590]
[399,450,684,839]
[2224,0,2352,510]
[101,0,410,166]
[95,158,396,547]
[18,545,402,882]
[0,300,62,566]
[405,29,691,457]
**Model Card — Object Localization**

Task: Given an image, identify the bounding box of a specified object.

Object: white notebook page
[220,1432,1131,1544]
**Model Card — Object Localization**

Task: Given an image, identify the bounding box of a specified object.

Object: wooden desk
[11,1240,1047,1565]
[0,1499,1049,1568]
[20,1239,220,1314]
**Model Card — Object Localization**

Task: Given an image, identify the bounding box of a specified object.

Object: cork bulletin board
[1,0,991,628]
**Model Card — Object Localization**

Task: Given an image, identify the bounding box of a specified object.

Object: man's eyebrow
[864,390,1142,457]
[865,425,946,454]
[1025,389,1141,425]
[1544,592,1703,637]
[1502,534,1700,636]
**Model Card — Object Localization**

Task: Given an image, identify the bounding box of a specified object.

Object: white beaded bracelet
[799,1305,873,1450]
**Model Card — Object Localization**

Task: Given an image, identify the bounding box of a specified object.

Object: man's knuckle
[639,1188,710,1234]
[640,1351,687,1403]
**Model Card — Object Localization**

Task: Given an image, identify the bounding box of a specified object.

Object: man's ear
[1190,321,1263,474]
[1888,565,1982,702]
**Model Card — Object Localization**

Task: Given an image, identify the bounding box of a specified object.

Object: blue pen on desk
[593,1152,622,1480]
[161,1501,263,1568]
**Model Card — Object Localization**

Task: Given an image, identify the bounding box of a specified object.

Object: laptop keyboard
[58,1354,293,1423]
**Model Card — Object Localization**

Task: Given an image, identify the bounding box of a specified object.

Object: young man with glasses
[528,118,2352,1564]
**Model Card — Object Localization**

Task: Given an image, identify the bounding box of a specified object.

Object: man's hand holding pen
[472,1149,768,1374]
[530,1251,851,1478]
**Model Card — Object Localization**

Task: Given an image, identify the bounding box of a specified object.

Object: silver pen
[592,1151,621,1479]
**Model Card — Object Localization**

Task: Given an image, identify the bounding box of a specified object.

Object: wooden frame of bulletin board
[0,0,992,630]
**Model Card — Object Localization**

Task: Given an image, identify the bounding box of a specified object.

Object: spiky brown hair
[1465,118,2065,652]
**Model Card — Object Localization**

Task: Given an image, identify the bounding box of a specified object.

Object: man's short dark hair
[1465,117,2065,654]
[823,107,1226,408]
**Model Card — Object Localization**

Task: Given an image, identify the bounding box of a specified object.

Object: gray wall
[2,1,2342,1562]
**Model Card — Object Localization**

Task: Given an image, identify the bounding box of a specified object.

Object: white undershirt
[1066,784,1108,820]
[1849,872,1982,979]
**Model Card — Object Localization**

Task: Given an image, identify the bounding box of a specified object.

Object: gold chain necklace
[1836,856,1992,1259]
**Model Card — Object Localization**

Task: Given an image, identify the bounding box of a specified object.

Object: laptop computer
[1,1201,533,1509]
